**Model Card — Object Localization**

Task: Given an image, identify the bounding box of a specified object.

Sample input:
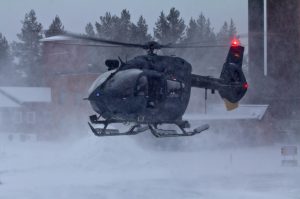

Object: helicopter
[41,33,248,138]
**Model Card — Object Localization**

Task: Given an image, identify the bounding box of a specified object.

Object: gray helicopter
[42,34,248,138]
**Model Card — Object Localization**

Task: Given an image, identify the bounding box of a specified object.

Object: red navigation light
[243,82,249,89]
[231,38,240,47]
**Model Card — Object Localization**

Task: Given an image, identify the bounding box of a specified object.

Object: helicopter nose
[87,90,106,115]
[88,90,101,101]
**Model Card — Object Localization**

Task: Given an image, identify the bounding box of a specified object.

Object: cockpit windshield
[105,69,143,97]
[88,69,116,95]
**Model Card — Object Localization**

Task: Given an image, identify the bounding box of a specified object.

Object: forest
[0,8,241,86]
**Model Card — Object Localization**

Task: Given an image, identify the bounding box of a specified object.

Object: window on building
[26,111,36,124]
[59,92,66,105]
[0,111,2,124]
[14,111,23,124]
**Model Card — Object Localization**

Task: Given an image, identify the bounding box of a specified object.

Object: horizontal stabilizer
[183,104,268,121]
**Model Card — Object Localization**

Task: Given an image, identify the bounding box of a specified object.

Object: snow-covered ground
[0,134,299,199]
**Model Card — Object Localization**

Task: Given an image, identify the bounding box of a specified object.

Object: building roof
[0,87,51,108]
[184,104,269,121]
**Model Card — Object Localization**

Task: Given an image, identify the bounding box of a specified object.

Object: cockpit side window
[135,76,148,96]
[167,79,184,98]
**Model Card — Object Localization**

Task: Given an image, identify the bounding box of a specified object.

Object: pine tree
[45,15,65,37]
[217,19,237,43]
[217,21,229,42]
[127,16,152,56]
[180,13,220,75]
[196,13,206,41]
[228,18,237,38]
[154,8,185,44]
[95,10,140,59]
[85,22,95,37]
[154,11,170,44]
[0,33,15,85]
[185,14,209,43]
[117,9,131,42]
[95,12,120,40]
[131,16,152,43]
[13,9,43,85]
[204,19,215,42]
[166,7,185,43]
[185,18,198,43]
[0,33,10,67]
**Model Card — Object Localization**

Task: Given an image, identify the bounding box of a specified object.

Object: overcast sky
[0,0,248,42]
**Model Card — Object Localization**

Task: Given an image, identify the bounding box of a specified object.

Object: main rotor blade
[162,44,228,49]
[64,32,145,48]
[41,32,146,48]
[173,41,228,46]
[237,32,284,38]
[40,35,74,42]
[40,32,232,50]
[42,41,125,48]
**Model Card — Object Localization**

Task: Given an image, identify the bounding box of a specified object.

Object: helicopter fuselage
[41,33,247,137]
[88,54,192,123]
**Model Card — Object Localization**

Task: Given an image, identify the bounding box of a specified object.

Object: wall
[248,0,300,138]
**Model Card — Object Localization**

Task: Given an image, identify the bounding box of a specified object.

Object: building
[42,43,102,135]
[248,0,300,139]
[0,87,51,140]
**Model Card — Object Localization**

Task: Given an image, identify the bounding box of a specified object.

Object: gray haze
[0,0,248,42]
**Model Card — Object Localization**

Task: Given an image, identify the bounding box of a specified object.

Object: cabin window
[146,76,165,108]
[135,76,148,96]
[135,75,165,108]
[167,80,184,98]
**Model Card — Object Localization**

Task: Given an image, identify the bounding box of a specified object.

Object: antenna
[118,56,125,65]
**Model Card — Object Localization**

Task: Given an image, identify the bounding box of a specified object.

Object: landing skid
[148,123,209,138]
[88,115,209,137]
[88,122,148,136]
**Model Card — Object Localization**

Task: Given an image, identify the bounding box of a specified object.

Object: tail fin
[218,45,248,110]
[190,44,248,111]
